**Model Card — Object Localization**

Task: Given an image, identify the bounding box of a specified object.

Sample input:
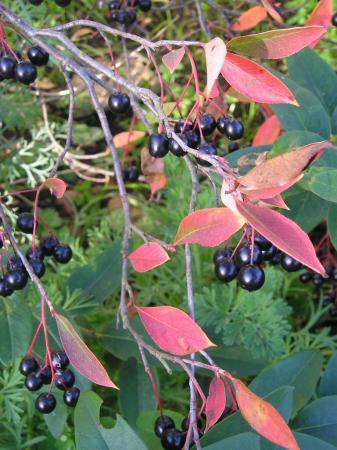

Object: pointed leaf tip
[42,178,67,199]
[205,376,226,432]
[205,38,227,95]
[129,242,170,272]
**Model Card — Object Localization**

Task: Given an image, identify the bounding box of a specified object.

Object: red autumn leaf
[228,26,327,59]
[162,47,185,73]
[42,177,67,199]
[113,130,145,149]
[236,200,325,275]
[221,53,298,105]
[238,141,332,190]
[204,37,227,95]
[55,314,118,389]
[129,242,170,273]
[232,6,267,31]
[174,208,244,247]
[136,305,215,356]
[233,379,299,450]
[253,115,282,146]
[240,176,302,200]
[205,376,226,432]
[260,0,283,24]
[306,0,332,46]
[141,147,167,195]
[258,195,289,210]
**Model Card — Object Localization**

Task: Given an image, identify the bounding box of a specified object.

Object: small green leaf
[203,432,261,450]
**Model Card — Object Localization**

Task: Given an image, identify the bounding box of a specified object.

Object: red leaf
[55,314,118,389]
[234,379,299,450]
[240,176,302,200]
[232,6,267,31]
[113,130,145,148]
[221,53,298,105]
[162,47,185,73]
[258,195,289,210]
[253,115,281,146]
[205,376,226,432]
[204,38,227,95]
[260,0,283,24]
[129,242,170,273]
[141,147,167,196]
[174,208,244,247]
[136,306,215,356]
[306,0,332,47]
[42,177,67,199]
[228,26,327,59]
[236,200,325,275]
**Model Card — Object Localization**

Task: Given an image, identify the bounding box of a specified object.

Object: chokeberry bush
[0,0,337,449]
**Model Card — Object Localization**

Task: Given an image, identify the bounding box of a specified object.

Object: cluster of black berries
[20,350,80,414]
[28,0,71,6]
[0,46,49,85]
[0,213,72,298]
[154,415,202,450]
[214,232,303,291]
[332,12,337,26]
[108,0,151,26]
[147,115,244,164]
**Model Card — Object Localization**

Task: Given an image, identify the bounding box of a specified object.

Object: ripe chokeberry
[6,270,28,290]
[108,93,131,114]
[26,247,44,261]
[55,0,72,6]
[161,429,185,450]
[169,135,188,157]
[53,244,73,264]
[20,357,39,376]
[332,12,337,26]
[138,0,152,11]
[185,131,201,148]
[35,393,56,414]
[253,232,272,250]
[0,277,13,297]
[196,143,217,167]
[312,273,323,287]
[63,386,80,407]
[299,272,312,283]
[116,10,134,25]
[39,365,52,384]
[198,114,216,136]
[17,213,35,233]
[228,142,239,152]
[40,236,58,256]
[238,265,265,291]
[127,166,139,182]
[30,258,46,278]
[215,260,238,283]
[234,244,262,268]
[213,248,232,265]
[15,62,37,85]
[262,245,277,261]
[8,256,26,272]
[51,350,69,371]
[154,415,175,438]
[148,134,169,158]
[181,416,202,431]
[25,372,43,391]
[0,56,17,79]
[27,46,49,66]
[280,254,302,272]
[174,120,193,134]
[109,0,120,9]
[216,116,229,134]
[270,251,282,265]
[55,369,75,390]
[225,119,244,140]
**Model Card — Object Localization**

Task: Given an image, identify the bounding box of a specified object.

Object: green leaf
[0,295,33,365]
[203,432,261,450]
[44,390,68,438]
[200,386,294,447]
[332,106,337,134]
[301,168,337,203]
[287,49,337,118]
[291,432,337,450]
[136,409,185,450]
[119,358,158,429]
[318,352,337,397]
[328,206,337,251]
[292,396,337,446]
[270,73,331,139]
[67,242,122,303]
[75,391,147,450]
[268,130,324,159]
[249,351,323,416]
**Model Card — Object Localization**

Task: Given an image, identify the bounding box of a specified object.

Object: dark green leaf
[318,352,337,397]
[291,433,337,450]
[203,432,261,450]
[301,168,337,203]
[328,206,337,251]
[293,396,337,446]
[44,390,68,438]
[249,351,322,416]
[268,130,324,159]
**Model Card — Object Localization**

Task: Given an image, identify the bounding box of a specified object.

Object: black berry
[63,387,80,407]
[55,369,75,390]
[35,393,56,414]
[253,232,272,250]
[148,133,169,158]
[7,256,26,272]
[213,248,232,265]
[51,350,69,370]
[332,12,337,26]
[215,260,238,283]
[116,10,134,25]
[169,135,188,157]
[126,166,139,182]
[262,245,277,261]
[181,416,202,431]
[20,357,39,376]
[270,251,282,265]
[216,116,229,134]
[225,119,244,140]
[25,372,43,391]
[234,244,262,268]
[26,247,44,261]
[15,62,37,85]
[108,93,131,114]
[174,120,193,134]
[228,142,239,152]
[6,270,28,290]
[280,254,302,272]
[53,244,73,264]
[55,0,71,6]
[30,258,46,278]
[161,429,185,450]
[155,415,175,438]
[0,277,13,297]
[299,272,312,283]
[39,365,52,384]
[312,273,323,287]
[17,213,35,233]
[198,114,216,136]
[196,143,217,167]
[109,0,120,9]
[0,56,17,79]
[238,265,265,291]
[138,0,151,11]
[40,236,59,256]
[27,46,49,66]
[185,131,201,148]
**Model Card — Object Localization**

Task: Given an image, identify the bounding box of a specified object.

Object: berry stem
[27,319,43,356]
